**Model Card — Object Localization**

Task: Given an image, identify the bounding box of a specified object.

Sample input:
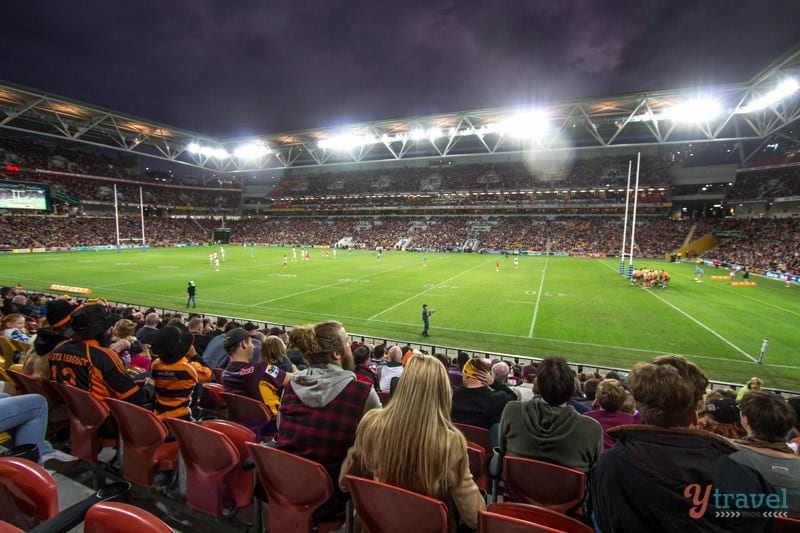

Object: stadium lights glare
[186,142,229,159]
[739,78,799,113]
[663,98,721,122]
[233,143,270,160]
[493,111,550,139]
[318,133,378,151]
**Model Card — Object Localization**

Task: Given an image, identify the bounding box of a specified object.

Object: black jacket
[590,425,775,532]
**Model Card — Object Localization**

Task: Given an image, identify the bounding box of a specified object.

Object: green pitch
[2,246,798,391]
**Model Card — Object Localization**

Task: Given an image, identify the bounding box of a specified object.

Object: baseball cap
[223,328,251,352]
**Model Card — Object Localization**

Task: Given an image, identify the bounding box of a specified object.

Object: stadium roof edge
[1,43,799,172]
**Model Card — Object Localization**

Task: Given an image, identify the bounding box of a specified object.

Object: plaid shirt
[277,378,372,479]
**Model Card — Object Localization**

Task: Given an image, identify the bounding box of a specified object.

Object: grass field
[2,245,798,391]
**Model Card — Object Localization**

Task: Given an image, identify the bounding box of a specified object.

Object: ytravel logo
[684,484,790,519]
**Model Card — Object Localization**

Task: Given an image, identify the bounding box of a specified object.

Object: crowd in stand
[2,212,799,273]
[727,166,800,201]
[1,286,798,530]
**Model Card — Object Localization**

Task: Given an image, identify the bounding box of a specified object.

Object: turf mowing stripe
[367,259,492,320]
[645,289,757,362]
[254,262,410,306]
[528,256,549,338]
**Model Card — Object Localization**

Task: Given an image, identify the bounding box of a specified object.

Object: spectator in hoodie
[275,320,381,520]
[499,357,602,473]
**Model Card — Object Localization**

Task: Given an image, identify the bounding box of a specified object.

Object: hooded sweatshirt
[499,399,603,473]
[288,364,381,408]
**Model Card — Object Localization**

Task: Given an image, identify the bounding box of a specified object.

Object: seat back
[199,383,226,414]
[0,458,59,530]
[219,391,273,438]
[377,390,391,406]
[466,441,488,491]
[7,370,62,410]
[84,501,172,533]
[211,367,224,383]
[454,423,492,455]
[105,399,178,488]
[163,418,240,517]
[503,456,586,514]
[201,420,255,508]
[485,502,592,533]
[49,382,112,464]
[479,510,561,533]
[345,474,449,533]
[246,443,334,533]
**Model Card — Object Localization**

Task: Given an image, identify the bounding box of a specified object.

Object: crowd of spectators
[270,156,669,197]
[2,284,798,529]
[727,166,800,201]
[2,213,798,274]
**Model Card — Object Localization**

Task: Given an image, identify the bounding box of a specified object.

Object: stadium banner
[764,270,799,283]
[573,253,608,258]
[11,248,32,254]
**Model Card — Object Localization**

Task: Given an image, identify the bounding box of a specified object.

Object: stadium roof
[1,43,799,173]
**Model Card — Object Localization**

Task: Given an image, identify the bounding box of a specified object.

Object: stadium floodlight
[186,142,229,159]
[496,111,550,139]
[663,98,721,122]
[410,128,427,141]
[318,133,378,151]
[427,127,443,140]
[234,142,270,160]
[739,77,799,113]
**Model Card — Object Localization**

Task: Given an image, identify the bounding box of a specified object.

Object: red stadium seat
[49,382,116,465]
[163,418,249,517]
[219,391,273,440]
[483,502,592,533]
[247,443,344,533]
[0,457,59,531]
[84,501,172,533]
[503,456,586,515]
[345,474,449,533]
[105,398,178,488]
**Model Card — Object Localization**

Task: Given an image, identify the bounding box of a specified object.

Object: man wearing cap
[150,325,212,420]
[221,327,290,435]
[186,281,196,309]
[49,303,146,405]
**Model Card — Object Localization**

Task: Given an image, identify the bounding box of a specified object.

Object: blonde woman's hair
[353,354,463,498]
[260,335,286,365]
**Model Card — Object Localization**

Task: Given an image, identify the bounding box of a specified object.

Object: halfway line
[528,256,549,338]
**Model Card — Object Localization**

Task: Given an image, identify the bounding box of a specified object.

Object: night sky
[2,1,799,138]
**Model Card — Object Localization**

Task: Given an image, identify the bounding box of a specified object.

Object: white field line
[254,262,410,306]
[671,269,800,319]
[34,281,800,370]
[528,256,549,338]
[368,259,492,320]
[595,260,756,362]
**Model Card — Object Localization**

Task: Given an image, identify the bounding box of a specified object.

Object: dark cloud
[1,0,798,137]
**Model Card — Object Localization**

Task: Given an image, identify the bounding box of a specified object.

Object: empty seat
[0,457,58,531]
[84,501,172,533]
[482,502,592,533]
[105,399,178,488]
[164,418,248,517]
